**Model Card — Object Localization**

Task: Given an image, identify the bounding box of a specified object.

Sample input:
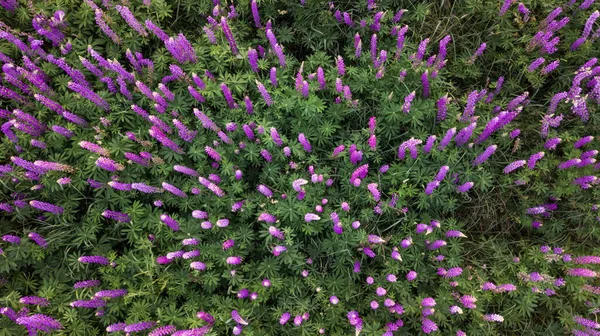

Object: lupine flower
[298,133,312,152]
[220,16,238,54]
[94,289,127,299]
[483,314,504,322]
[558,158,581,169]
[574,136,593,149]
[256,80,273,106]
[456,182,474,193]
[27,232,48,248]
[78,255,110,265]
[542,60,560,74]
[102,209,130,222]
[503,160,526,174]
[528,57,545,72]
[407,270,417,281]
[367,183,381,201]
[226,256,242,265]
[567,268,597,277]
[421,318,438,334]
[402,91,416,113]
[73,280,101,289]
[29,200,64,215]
[2,234,20,244]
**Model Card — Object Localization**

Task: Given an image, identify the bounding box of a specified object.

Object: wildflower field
[0,0,600,335]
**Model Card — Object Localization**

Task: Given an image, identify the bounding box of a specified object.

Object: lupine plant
[0,0,599,335]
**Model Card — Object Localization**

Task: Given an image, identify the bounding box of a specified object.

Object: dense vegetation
[0,0,599,335]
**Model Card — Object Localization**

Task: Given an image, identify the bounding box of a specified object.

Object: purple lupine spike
[220,16,238,54]
[205,146,222,162]
[437,128,457,151]
[256,81,273,106]
[268,67,278,88]
[251,0,261,27]
[425,180,440,195]
[160,213,180,231]
[455,123,476,146]
[94,289,127,299]
[73,280,101,289]
[370,34,378,63]
[162,182,187,198]
[248,48,259,72]
[541,60,560,75]
[257,184,273,198]
[260,149,272,162]
[336,55,345,76]
[16,314,63,332]
[456,181,474,194]
[402,91,416,113]
[436,95,449,121]
[424,135,437,153]
[421,71,430,97]
[115,5,147,36]
[472,145,497,166]
[298,133,312,152]
[582,11,600,39]
[503,160,526,174]
[558,158,581,169]
[174,165,198,177]
[435,166,450,181]
[95,157,125,172]
[574,136,593,149]
[2,235,20,244]
[301,80,309,98]
[527,57,545,72]
[507,91,529,111]
[27,232,47,248]
[414,38,430,62]
[354,33,362,58]
[102,209,130,222]
[78,255,110,265]
[124,322,156,333]
[220,83,236,109]
[527,152,545,169]
[231,310,248,325]
[202,26,217,44]
[29,200,64,214]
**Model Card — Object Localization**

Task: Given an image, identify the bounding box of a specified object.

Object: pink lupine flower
[367,183,381,201]
[573,315,600,329]
[260,149,272,162]
[407,271,417,281]
[298,133,312,152]
[368,234,386,244]
[567,268,597,277]
[95,157,124,172]
[268,226,285,240]
[190,261,206,270]
[421,318,438,334]
[205,146,221,162]
[483,314,504,322]
[257,184,273,197]
[272,245,287,256]
[222,239,235,250]
[226,256,243,265]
